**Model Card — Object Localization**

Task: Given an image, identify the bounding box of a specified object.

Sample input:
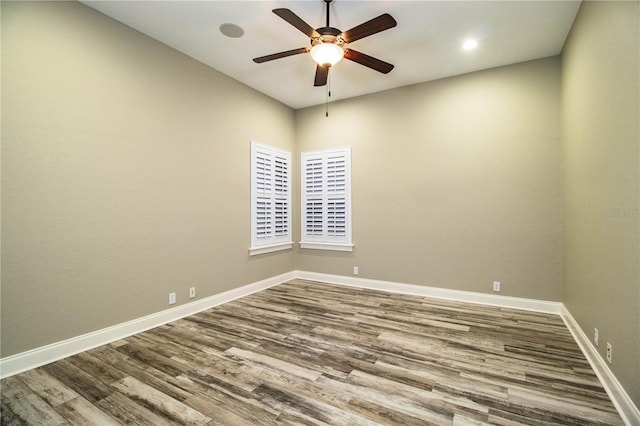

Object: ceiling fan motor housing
[312,27,345,49]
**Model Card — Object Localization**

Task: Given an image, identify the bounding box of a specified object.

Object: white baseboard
[293,270,563,314]
[0,271,295,380]
[561,306,640,426]
[2,269,637,426]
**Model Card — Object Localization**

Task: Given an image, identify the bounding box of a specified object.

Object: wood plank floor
[1,279,623,425]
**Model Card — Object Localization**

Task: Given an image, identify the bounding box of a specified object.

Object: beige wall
[1,1,295,357]
[562,1,640,407]
[295,57,563,302]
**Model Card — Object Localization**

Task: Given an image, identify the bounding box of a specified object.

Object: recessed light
[462,39,478,50]
[220,23,244,39]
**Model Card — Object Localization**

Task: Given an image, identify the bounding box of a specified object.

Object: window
[250,142,292,255]
[300,147,353,251]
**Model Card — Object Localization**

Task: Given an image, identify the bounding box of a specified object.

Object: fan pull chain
[325,72,331,117]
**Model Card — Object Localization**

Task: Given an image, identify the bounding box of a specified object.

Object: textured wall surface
[295,57,563,302]
[562,0,640,407]
[1,1,295,357]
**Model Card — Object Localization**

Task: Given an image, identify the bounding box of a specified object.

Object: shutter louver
[306,200,323,235]
[256,197,272,239]
[327,198,346,236]
[327,156,346,193]
[274,155,288,194]
[306,158,323,194]
[274,153,289,238]
[275,200,288,237]
[256,152,272,193]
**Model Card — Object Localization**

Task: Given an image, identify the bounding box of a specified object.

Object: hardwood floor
[1,279,623,425]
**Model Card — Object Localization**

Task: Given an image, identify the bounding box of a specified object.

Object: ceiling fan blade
[341,13,397,43]
[344,49,394,74]
[273,8,320,38]
[253,47,309,63]
[314,65,329,87]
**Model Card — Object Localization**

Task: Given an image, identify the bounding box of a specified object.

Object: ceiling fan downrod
[325,0,332,27]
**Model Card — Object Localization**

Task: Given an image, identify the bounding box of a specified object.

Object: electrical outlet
[594,328,599,346]
[189,287,196,299]
[606,343,612,364]
[169,292,176,305]
[493,281,501,292]
[353,266,359,276]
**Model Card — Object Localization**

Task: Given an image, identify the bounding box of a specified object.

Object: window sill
[249,242,293,256]
[298,242,354,252]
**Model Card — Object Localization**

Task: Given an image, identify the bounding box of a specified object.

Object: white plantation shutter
[250,142,292,255]
[301,148,352,251]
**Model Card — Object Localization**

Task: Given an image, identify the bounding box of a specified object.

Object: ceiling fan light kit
[310,42,344,67]
[253,0,396,87]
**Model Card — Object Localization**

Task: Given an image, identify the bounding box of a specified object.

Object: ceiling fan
[253,0,397,87]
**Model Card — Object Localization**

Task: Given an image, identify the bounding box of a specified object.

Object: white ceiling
[82,1,581,109]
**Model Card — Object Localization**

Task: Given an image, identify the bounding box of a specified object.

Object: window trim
[249,142,292,256]
[249,242,294,256]
[298,242,354,252]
